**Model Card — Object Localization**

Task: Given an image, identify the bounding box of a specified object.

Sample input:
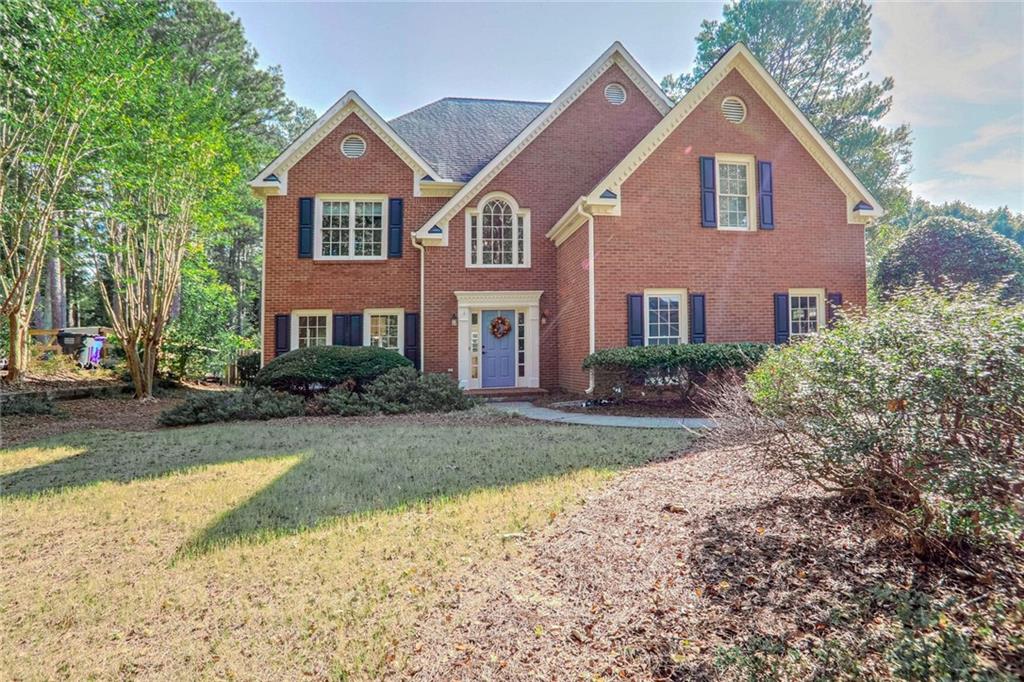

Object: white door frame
[454,290,542,389]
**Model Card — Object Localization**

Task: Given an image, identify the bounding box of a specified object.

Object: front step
[466,387,548,402]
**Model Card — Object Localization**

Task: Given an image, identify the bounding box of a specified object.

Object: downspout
[575,202,596,394]
[259,194,267,367]
[411,232,426,370]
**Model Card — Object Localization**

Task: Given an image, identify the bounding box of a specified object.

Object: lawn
[0,411,684,680]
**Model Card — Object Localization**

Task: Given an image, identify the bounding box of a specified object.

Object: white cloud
[870,1,1023,126]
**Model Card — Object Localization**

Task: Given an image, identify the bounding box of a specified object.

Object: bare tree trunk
[6,312,27,383]
[47,229,66,329]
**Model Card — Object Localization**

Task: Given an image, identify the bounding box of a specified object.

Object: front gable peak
[250,91,447,197]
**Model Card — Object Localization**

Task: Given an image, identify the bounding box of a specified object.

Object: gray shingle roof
[389,98,549,182]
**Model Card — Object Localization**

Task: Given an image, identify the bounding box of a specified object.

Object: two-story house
[251,42,881,395]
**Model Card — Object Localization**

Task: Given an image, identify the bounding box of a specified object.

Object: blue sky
[220,1,1023,212]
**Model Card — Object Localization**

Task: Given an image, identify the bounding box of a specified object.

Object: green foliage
[254,346,412,396]
[584,343,769,400]
[660,0,911,207]
[158,388,304,427]
[747,285,1024,551]
[874,216,1024,301]
[316,368,477,416]
[1,394,61,417]
[235,353,261,386]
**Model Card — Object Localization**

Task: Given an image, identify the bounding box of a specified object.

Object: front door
[481,310,516,388]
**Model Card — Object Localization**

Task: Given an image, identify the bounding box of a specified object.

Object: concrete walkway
[490,401,714,430]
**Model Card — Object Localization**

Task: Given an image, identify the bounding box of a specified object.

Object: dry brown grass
[0,413,684,680]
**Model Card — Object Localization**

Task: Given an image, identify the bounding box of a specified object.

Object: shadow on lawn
[1,421,683,554]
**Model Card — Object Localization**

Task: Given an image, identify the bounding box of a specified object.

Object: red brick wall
[590,70,867,352]
[421,64,663,386]
[556,224,592,393]
[262,113,446,362]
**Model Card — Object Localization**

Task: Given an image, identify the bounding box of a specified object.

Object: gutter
[411,232,426,370]
[576,203,596,394]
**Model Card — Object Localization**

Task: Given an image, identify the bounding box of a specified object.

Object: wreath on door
[489,315,512,339]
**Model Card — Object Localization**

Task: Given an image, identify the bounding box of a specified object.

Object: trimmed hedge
[315,367,477,416]
[159,388,304,426]
[253,345,412,395]
[584,343,770,401]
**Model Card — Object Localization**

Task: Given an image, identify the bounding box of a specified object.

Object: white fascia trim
[584,44,883,222]
[414,41,672,240]
[454,290,544,308]
[249,90,449,194]
[259,195,267,366]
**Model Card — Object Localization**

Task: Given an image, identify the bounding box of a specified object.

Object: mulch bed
[534,392,712,418]
[407,445,1022,680]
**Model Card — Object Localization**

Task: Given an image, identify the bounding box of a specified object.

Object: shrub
[158,388,304,426]
[315,368,476,416]
[874,216,1024,301]
[743,284,1023,554]
[253,345,412,396]
[1,394,61,416]
[583,343,770,401]
[235,353,260,386]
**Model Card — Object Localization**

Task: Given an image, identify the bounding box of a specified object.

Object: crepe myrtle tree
[0,0,152,382]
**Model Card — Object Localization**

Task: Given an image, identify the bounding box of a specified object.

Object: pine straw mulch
[1,395,532,449]
[407,444,1023,680]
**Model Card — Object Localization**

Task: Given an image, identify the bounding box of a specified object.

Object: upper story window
[466,193,530,268]
[644,289,688,345]
[316,196,386,260]
[789,288,824,337]
[716,154,756,230]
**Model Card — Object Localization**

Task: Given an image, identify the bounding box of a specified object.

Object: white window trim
[643,288,688,346]
[314,194,388,261]
[715,153,757,231]
[362,308,405,354]
[290,309,332,350]
[788,288,825,337]
[464,192,531,269]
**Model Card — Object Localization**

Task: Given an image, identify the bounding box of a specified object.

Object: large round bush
[744,284,1023,553]
[874,216,1024,300]
[254,345,412,395]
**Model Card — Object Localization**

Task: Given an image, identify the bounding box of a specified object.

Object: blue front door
[481,310,516,388]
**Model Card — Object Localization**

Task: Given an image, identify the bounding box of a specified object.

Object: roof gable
[414,42,673,240]
[582,44,882,224]
[249,91,446,196]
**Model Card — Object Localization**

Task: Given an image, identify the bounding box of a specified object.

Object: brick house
[252,43,881,394]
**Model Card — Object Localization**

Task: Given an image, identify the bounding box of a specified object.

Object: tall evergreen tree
[661,0,911,209]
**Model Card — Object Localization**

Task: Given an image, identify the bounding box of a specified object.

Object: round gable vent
[721,96,747,124]
[341,134,366,158]
[604,83,627,105]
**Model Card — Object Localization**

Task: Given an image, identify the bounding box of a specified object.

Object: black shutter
[773,293,790,344]
[332,314,350,346]
[298,197,314,258]
[826,292,843,327]
[274,314,290,356]
[699,156,717,228]
[689,293,706,343]
[627,294,644,346]
[387,198,403,258]
[758,161,774,229]
[404,312,420,369]
[349,314,363,346]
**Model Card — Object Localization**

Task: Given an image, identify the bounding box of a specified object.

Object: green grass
[1,412,685,680]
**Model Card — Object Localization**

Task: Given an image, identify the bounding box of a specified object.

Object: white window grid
[789,293,821,336]
[646,294,683,345]
[298,314,328,348]
[516,311,526,377]
[316,197,385,260]
[470,312,480,379]
[369,313,400,350]
[466,194,530,268]
[718,162,749,229]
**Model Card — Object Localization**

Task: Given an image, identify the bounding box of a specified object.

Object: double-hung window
[363,308,404,352]
[466,194,530,267]
[316,196,386,260]
[644,289,688,345]
[716,154,756,230]
[290,309,332,349]
[788,288,825,337]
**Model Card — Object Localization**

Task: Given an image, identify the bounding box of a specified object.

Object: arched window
[467,194,529,267]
